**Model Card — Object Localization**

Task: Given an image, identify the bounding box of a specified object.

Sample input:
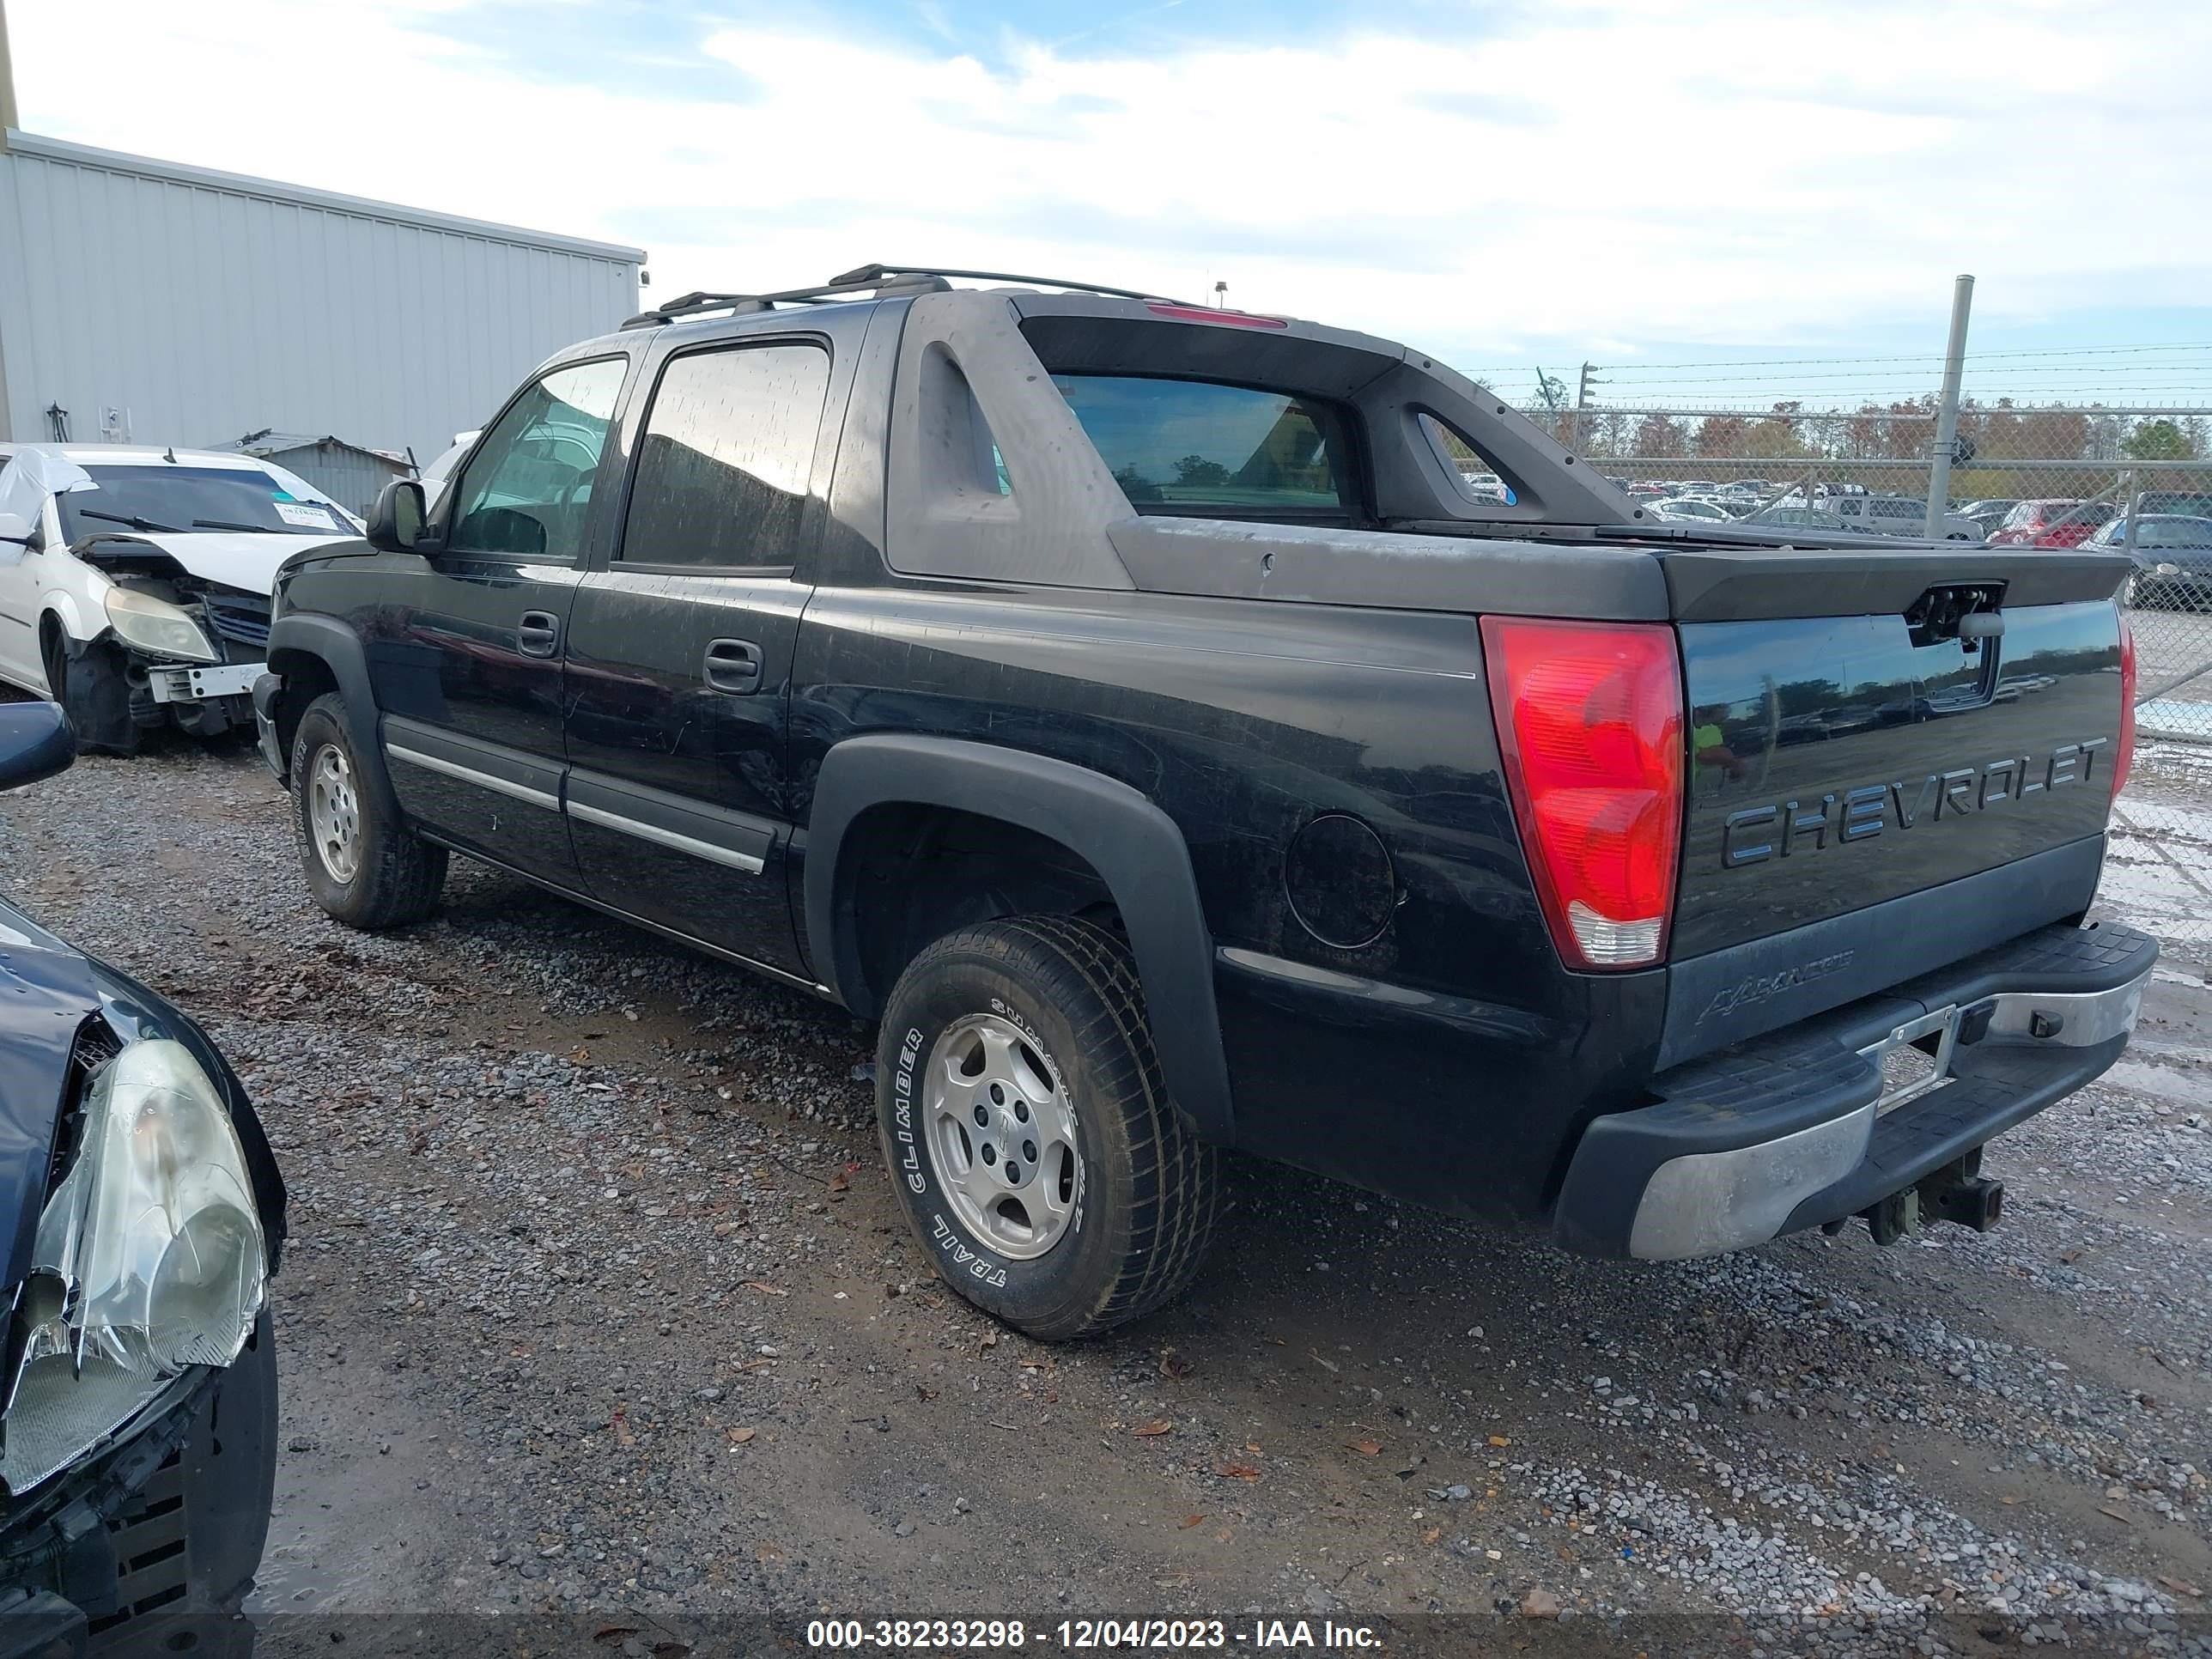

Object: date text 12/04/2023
[804,1619,1384,1649]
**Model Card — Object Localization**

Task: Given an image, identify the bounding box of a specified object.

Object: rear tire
[876,915,1219,1340]
[289,692,447,929]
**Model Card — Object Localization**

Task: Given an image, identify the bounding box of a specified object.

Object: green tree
[2123,418,2197,461]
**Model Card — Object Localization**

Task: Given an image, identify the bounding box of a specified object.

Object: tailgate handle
[1905,583,2004,650]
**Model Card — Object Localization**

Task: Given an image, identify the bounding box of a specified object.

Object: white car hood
[85,530,355,596]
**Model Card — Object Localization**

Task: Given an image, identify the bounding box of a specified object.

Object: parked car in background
[1986,499,2119,549]
[2134,490,2212,520]
[0,701,284,1650]
[2085,514,2212,610]
[1741,507,1866,534]
[0,445,360,751]
[253,264,2150,1340]
[1826,494,1984,540]
[1650,496,1736,523]
[416,429,481,512]
[1955,498,2019,535]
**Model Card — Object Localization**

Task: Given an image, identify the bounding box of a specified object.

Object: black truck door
[562,315,854,975]
[370,355,629,887]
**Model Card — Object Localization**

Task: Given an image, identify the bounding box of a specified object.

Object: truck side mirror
[366,479,429,552]
[0,509,33,548]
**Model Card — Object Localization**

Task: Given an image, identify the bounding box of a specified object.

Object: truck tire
[289,692,447,929]
[875,915,1219,1340]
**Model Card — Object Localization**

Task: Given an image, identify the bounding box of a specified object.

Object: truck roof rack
[622,262,1191,330]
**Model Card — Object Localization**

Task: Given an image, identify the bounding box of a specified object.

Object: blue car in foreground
[0,701,285,1655]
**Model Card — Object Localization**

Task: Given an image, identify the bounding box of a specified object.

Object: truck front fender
[805,733,1237,1145]
[264,612,401,823]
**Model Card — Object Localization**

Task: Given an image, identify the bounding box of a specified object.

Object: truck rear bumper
[1553,920,2157,1259]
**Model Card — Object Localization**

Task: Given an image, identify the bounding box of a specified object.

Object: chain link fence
[1536,405,2212,744]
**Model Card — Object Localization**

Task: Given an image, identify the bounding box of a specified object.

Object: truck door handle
[704,638,763,694]
[517,610,561,659]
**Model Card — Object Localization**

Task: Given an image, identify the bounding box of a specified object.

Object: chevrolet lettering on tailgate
[1719,738,2112,869]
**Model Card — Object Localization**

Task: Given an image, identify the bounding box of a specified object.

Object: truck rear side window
[1052,376,1356,520]
[618,342,830,569]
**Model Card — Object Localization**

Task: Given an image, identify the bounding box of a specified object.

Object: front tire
[289,692,447,929]
[47,635,142,757]
[876,915,1219,1340]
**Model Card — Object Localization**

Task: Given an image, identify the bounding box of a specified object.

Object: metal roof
[1,130,647,264]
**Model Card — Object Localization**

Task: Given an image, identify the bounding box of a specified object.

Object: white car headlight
[103,587,220,664]
[2,1039,266,1493]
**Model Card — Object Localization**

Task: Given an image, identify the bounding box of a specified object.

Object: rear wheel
[289,692,447,928]
[876,915,1219,1340]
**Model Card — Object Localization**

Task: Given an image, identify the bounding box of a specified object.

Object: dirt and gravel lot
[0,736,2207,1657]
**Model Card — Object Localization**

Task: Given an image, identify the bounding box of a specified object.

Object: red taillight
[2113,605,2136,799]
[1480,617,1685,970]
[1144,302,1290,330]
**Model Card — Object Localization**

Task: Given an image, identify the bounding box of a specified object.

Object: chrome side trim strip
[386,744,559,811]
[566,799,767,874]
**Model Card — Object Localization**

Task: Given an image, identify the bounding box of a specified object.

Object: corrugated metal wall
[0,132,644,463]
[258,442,409,520]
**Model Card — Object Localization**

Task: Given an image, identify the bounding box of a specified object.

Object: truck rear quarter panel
[788,581,1668,1221]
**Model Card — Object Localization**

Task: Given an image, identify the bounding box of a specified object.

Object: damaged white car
[0,445,360,753]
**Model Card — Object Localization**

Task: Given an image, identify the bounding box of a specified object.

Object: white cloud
[11,0,2210,364]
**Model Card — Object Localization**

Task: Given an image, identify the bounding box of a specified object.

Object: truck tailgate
[1658,545,2130,1061]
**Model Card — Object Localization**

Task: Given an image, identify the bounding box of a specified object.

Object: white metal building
[0,130,646,466]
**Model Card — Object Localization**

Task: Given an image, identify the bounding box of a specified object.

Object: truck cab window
[619,343,830,568]
[448,357,626,560]
[1053,375,1356,521]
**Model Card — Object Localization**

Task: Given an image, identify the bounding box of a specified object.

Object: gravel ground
[0,737,2206,1658]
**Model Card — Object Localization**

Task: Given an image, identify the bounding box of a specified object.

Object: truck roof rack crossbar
[622,263,1192,329]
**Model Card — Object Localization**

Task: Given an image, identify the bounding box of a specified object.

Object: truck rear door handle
[704,638,763,695]
[517,610,561,659]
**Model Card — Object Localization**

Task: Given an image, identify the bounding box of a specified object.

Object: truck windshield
[59,465,350,541]
[1052,375,1357,520]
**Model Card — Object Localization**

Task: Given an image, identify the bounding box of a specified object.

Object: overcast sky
[14,0,2210,407]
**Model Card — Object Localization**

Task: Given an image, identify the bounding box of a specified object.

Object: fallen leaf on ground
[740,1280,788,1297]
[1246,1440,1261,1455]
[1213,1461,1262,1481]
[1487,1435,1513,1448]
[1133,1420,1174,1437]
[570,1048,591,1065]
[1179,1515,1205,1529]
[1346,1437,1381,1457]
[2158,1577,2203,1598]
[1160,1350,1194,1379]
[980,1331,1000,1350]
[829,1171,850,1194]
[726,1427,757,1443]
[1421,1528,1442,1547]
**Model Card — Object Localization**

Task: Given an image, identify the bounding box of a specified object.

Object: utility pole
[1925,274,1974,538]
[1576,361,1603,453]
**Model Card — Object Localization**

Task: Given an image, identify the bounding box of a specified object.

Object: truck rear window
[1052,375,1356,520]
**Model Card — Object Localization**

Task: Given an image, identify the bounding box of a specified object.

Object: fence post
[1925,274,1975,538]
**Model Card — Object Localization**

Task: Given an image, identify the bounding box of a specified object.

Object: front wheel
[289,692,447,929]
[876,915,1219,1340]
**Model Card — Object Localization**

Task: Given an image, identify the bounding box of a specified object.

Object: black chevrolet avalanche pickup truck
[252,264,2154,1340]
